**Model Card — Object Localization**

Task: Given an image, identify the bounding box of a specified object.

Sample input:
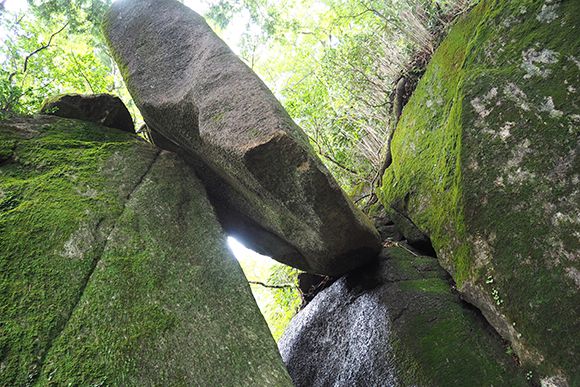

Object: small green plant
[505,346,513,356]
[491,288,504,306]
[525,371,533,381]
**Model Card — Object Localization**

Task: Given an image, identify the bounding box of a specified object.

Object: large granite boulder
[103,0,380,276]
[40,93,134,133]
[0,116,291,385]
[279,247,527,386]
[379,0,579,384]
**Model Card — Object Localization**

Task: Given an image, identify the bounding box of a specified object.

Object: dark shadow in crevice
[407,238,437,258]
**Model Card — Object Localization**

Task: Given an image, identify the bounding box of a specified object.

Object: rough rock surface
[40,93,134,132]
[0,116,291,386]
[379,0,579,383]
[103,0,380,276]
[279,247,527,386]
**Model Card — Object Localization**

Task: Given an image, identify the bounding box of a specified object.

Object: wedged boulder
[379,0,579,384]
[103,0,380,276]
[40,93,134,132]
[0,116,291,385]
[279,247,527,386]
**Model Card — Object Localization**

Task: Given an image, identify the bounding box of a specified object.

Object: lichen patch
[61,224,99,260]
[521,48,559,79]
[471,88,498,119]
[470,234,495,269]
[536,2,559,23]
[551,211,580,227]
[499,122,514,141]
[503,83,530,111]
[538,96,563,118]
[297,160,310,173]
[564,267,580,289]
[566,55,580,69]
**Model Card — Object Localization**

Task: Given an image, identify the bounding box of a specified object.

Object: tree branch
[248,281,296,289]
[307,134,358,175]
[8,22,69,82]
[354,193,371,204]
[69,51,96,93]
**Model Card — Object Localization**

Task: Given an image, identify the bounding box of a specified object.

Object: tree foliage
[262,264,302,340]
[206,0,476,194]
[0,0,139,120]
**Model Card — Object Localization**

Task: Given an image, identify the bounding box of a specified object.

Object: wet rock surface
[104,0,380,276]
[40,93,134,132]
[279,247,527,386]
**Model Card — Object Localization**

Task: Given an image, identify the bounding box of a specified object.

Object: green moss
[379,2,488,283]
[379,0,580,382]
[0,116,290,385]
[0,140,15,162]
[398,278,449,294]
[36,151,291,386]
[211,111,225,123]
[0,117,148,386]
[380,247,528,386]
[398,308,527,387]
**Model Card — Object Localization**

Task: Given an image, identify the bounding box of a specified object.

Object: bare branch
[354,193,372,204]
[248,281,296,289]
[307,134,358,175]
[69,51,96,93]
[8,22,69,82]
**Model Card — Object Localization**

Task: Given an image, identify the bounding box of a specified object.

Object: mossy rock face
[279,247,528,386]
[379,0,579,383]
[0,116,291,386]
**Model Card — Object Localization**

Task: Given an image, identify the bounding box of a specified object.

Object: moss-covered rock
[0,115,291,385]
[379,0,579,384]
[40,93,134,133]
[279,247,528,386]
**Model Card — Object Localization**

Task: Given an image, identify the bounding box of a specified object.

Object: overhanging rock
[104,0,380,275]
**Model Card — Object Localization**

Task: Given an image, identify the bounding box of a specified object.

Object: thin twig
[248,281,296,289]
[307,134,358,174]
[69,51,96,93]
[8,22,69,82]
[354,193,371,204]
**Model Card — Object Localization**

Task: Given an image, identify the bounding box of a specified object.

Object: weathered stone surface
[40,93,134,132]
[379,0,579,383]
[279,247,527,386]
[103,0,380,276]
[0,116,291,385]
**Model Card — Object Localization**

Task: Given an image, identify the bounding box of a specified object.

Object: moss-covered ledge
[379,0,579,384]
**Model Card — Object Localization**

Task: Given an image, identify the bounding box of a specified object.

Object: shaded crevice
[390,304,409,323]
[298,273,336,307]
[0,142,17,166]
[375,213,520,370]
[390,206,437,257]
[125,151,160,200]
[455,290,521,366]
[32,150,160,383]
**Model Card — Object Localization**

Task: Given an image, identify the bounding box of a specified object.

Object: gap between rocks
[375,213,520,367]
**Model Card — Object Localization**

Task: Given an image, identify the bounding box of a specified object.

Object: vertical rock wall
[380,0,579,383]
